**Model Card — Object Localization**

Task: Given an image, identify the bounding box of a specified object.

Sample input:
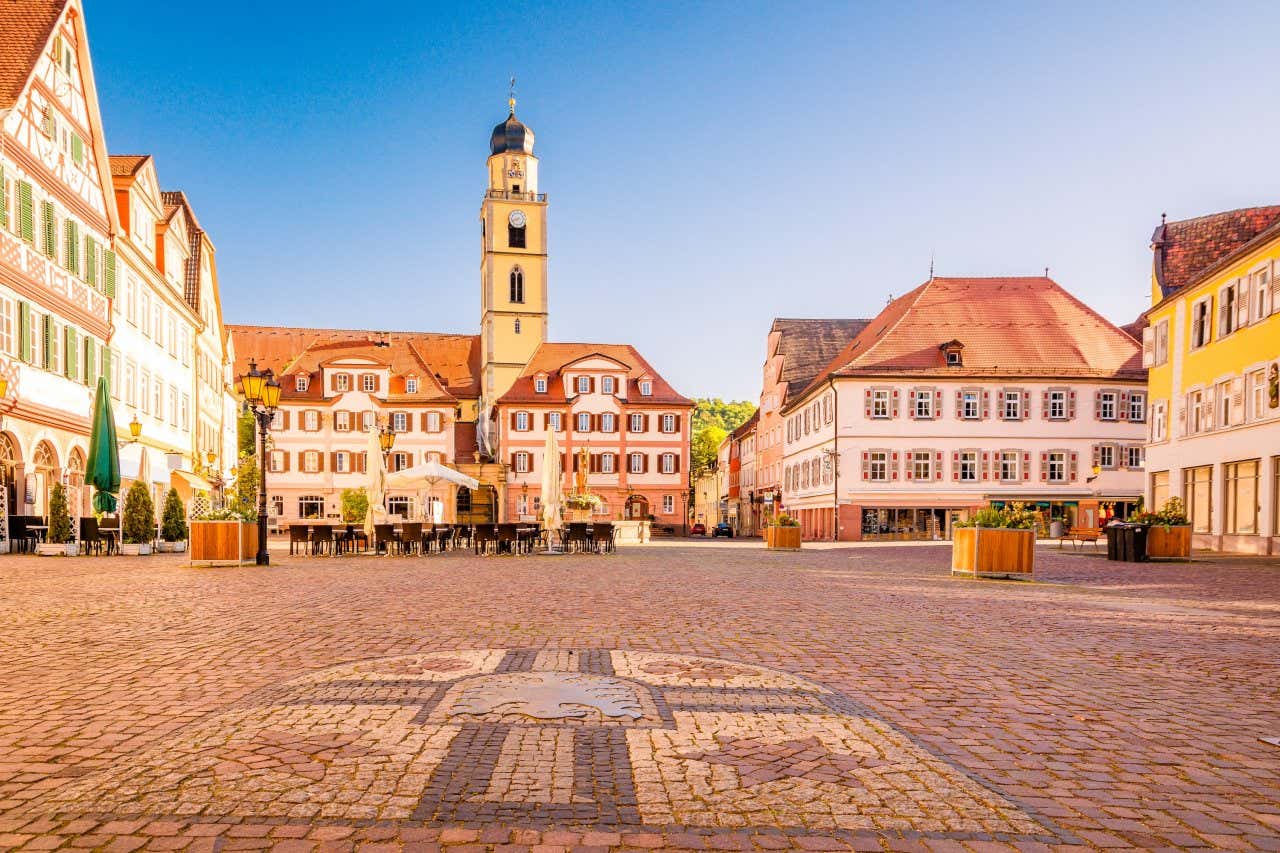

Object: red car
[690,523,707,536]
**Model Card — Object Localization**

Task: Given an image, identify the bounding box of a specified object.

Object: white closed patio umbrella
[540,428,563,533]
[385,460,479,523]
[364,427,387,540]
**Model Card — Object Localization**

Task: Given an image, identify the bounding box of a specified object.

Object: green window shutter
[100,345,111,394]
[18,181,33,243]
[103,249,116,298]
[64,327,76,380]
[42,315,53,370]
[84,337,96,385]
[84,235,97,287]
[65,219,81,275]
[17,302,30,363]
[0,164,6,229]
[70,133,83,165]
[41,201,55,258]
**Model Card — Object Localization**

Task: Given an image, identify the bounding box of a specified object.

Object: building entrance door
[625,495,649,520]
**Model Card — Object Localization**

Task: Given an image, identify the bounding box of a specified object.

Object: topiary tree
[47,482,73,544]
[340,488,368,524]
[122,480,155,545]
[161,487,187,542]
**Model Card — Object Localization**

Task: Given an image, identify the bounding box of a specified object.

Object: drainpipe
[830,378,839,542]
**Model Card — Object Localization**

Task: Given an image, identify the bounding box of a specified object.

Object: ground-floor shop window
[298,495,325,519]
[1183,465,1213,533]
[1224,459,1259,535]
[271,496,284,517]
[387,496,414,518]
[861,507,947,540]
[1150,470,1169,509]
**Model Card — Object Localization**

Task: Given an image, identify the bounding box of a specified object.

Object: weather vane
[509,76,516,113]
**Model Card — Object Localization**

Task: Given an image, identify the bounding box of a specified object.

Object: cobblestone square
[0,543,1277,850]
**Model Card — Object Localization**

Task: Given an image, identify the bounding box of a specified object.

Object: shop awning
[171,470,213,492]
[119,444,170,484]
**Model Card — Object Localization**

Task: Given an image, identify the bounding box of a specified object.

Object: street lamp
[378,423,396,464]
[239,359,281,566]
[128,414,142,442]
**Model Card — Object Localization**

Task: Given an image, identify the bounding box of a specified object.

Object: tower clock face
[508,210,527,228]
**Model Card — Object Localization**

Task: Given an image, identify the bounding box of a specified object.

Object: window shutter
[18,302,30,363]
[1141,326,1155,367]
[674,452,681,473]
[981,390,990,419]
[40,200,54,257]
[981,451,989,480]
[643,414,650,431]
[890,451,899,480]
[933,388,942,418]
[317,450,326,472]
[1040,451,1049,482]
[588,376,596,393]
[83,338,95,385]
[64,218,79,274]
[934,450,943,481]
[1021,389,1030,419]
[1022,451,1030,482]
[282,410,291,430]
[673,414,681,431]
[64,326,76,379]
[1092,444,1100,468]
[864,388,872,418]
[1093,391,1101,419]
[1042,389,1050,414]
[1067,390,1077,419]
[18,181,33,243]
[861,451,869,480]
[590,453,600,474]
[510,411,517,430]
[103,249,116,298]
[905,456,913,480]
[908,389,917,419]
[100,346,111,392]
[543,412,550,429]
[1118,391,1129,421]
[71,133,83,164]
[643,453,650,473]
[84,235,97,287]
[331,452,339,472]
[951,450,960,480]
[891,389,900,418]
[510,452,517,470]
[283,451,291,472]
[1069,452,1078,481]
[42,315,53,369]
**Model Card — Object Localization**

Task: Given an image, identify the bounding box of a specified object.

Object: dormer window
[939,339,965,367]
[577,376,591,394]
[535,377,548,393]
[601,376,615,395]
[406,377,419,394]
[334,373,350,392]
[639,380,652,396]
[295,375,309,392]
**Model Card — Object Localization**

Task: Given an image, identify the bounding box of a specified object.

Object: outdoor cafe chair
[419,526,438,554]
[78,517,102,555]
[342,524,368,554]
[373,523,399,555]
[591,523,615,554]
[565,523,590,554]
[309,524,336,556]
[496,523,520,555]
[473,523,497,555]
[288,524,310,555]
[400,523,423,555]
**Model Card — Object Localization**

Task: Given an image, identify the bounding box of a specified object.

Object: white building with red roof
[779,276,1147,542]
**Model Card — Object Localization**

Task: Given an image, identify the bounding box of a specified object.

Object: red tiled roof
[770,318,871,401]
[0,1,64,109]
[108,154,149,178]
[1153,206,1280,296]
[792,276,1143,406]
[227,325,483,401]
[730,408,759,440]
[498,342,692,406]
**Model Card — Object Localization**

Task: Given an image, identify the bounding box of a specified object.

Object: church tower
[479,92,548,426]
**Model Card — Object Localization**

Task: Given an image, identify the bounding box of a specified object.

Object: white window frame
[913,390,933,419]
[304,410,319,431]
[549,412,563,432]
[1128,392,1146,422]
[335,410,350,432]
[601,376,615,394]
[999,450,1019,481]
[362,374,376,393]
[334,452,348,474]
[391,412,408,432]
[0,296,14,356]
[1002,390,1021,420]
[871,389,891,419]
[269,450,284,473]
[295,375,308,392]
[426,411,442,432]
[601,412,615,432]
[576,412,591,432]
[958,451,978,482]
[639,380,652,396]
[303,451,320,473]
[514,452,530,473]
[1153,319,1169,366]
[1098,444,1115,469]
[911,450,932,481]
[1190,296,1212,349]
[660,453,676,474]
[961,391,979,420]
[334,373,350,392]
[661,413,676,433]
[600,453,615,474]
[1252,267,1270,321]
[1249,369,1267,421]
[1216,379,1232,428]
[628,452,644,474]
[1151,400,1167,442]
[1047,390,1066,420]
[362,411,375,431]
[662,494,674,514]
[868,451,888,482]
[1125,446,1144,469]
[534,377,547,394]
[515,411,529,431]
[1098,391,1117,421]
[577,376,591,394]
[1047,451,1067,483]
[406,377,418,394]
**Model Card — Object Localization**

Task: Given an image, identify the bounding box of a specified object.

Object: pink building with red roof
[778,276,1147,541]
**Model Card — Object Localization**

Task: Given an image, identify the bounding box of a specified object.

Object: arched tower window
[509,267,524,304]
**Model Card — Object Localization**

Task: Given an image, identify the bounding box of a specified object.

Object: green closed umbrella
[86,377,120,513]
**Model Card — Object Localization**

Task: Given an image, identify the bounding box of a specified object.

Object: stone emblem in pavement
[38,648,1048,837]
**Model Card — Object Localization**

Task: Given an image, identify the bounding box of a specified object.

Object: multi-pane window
[303,451,320,473]
[1253,268,1270,320]
[169,385,178,425]
[180,394,190,431]
[390,452,409,472]
[639,380,652,396]
[391,412,408,432]
[295,375,308,392]
[958,451,977,482]
[304,410,319,431]
[298,496,324,518]
[334,452,348,474]
[600,413,615,432]
[509,268,524,303]
[1125,446,1143,469]
[122,360,136,405]
[335,411,350,432]
[139,370,150,414]
[1189,390,1206,434]
[576,412,591,432]
[911,451,932,480]
[999,451,1019,481]
[362,411,375,431]
[549,412,563,431]
[1219,285,1237,336]
[1224,459,1259,535]
[1002,390,1021,420]
[514,452,531,473]
[871,389,891,418]
[661,414,676,433]
[334,373,350,392]
[660,453,676,474]
[577,376,591,394]
[152,377,162,419]
[662,495,674,515]
[601,376,615,394]
[0,296,13,355]
[1190,297,1211,348]
[406,377,418,393]
[425,412,442,432]
[914,390,933,419]
[514,411,530,431]
[269,450,284,473]
[1153,320,1169,365]
[1184,465,1213,533]
[1098,391,1117,421]
[535,377,547,393]
[1046,452,1067,483]
[1216,379,1232,428]
[269,410,284,430]
[600,453,615,474]
[961,391,979,420]
[628,452,644,474]
[1047,390,1067,420]
[868,451,888,481]
[1128,392,1146,422]
[1250,370,1268,421]
[362,374,376,392]
[1098,445,1115,469]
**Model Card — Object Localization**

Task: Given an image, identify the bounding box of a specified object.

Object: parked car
[690,523,707,536]
[712,522,734,538]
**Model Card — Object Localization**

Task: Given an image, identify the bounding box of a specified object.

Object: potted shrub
[1133,497,1191,560]
[952,503,1037,578]
[341,488,369,525]
[120,480,155,555]
[159,488,188,553]
[764,512,801,550]
[36,483,78,556]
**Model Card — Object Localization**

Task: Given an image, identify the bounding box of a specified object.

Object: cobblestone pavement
[0,543,1277,851]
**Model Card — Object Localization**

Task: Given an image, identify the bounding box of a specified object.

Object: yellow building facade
[1144,207,1280,554]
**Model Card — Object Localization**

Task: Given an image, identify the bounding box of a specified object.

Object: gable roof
[0,0,65,110]
[159,190,207,311]
[791,276,1143,407]
[109,153,149,178]
[730,408,759,440]
[1152,206,1280,298]
[498,342,692,406]
[769,318,871,401]
[227,325,483,401]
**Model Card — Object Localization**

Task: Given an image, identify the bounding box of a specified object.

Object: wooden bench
[1059,526,1102,549]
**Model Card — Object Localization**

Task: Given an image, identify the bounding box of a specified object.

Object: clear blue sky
[86,0,1280,401]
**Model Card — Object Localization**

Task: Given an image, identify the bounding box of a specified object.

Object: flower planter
[1146,524,1192,560]
[765,526,801,550]
[157,540,188,554]
[36,542,79,557]
[120,543,153,556]
[189,520,257,565]
[951,527,1035,579]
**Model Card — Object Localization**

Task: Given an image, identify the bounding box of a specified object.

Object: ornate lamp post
[239,359,281,566]
[378,423,396,465]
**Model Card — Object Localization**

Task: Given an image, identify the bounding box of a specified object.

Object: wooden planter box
[190,520,258,566]
[952,527,1035,578]
[765,526,801,550]
[1146,524,1192,560]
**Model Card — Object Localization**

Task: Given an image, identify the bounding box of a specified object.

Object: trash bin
[1105,524,1149,562]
